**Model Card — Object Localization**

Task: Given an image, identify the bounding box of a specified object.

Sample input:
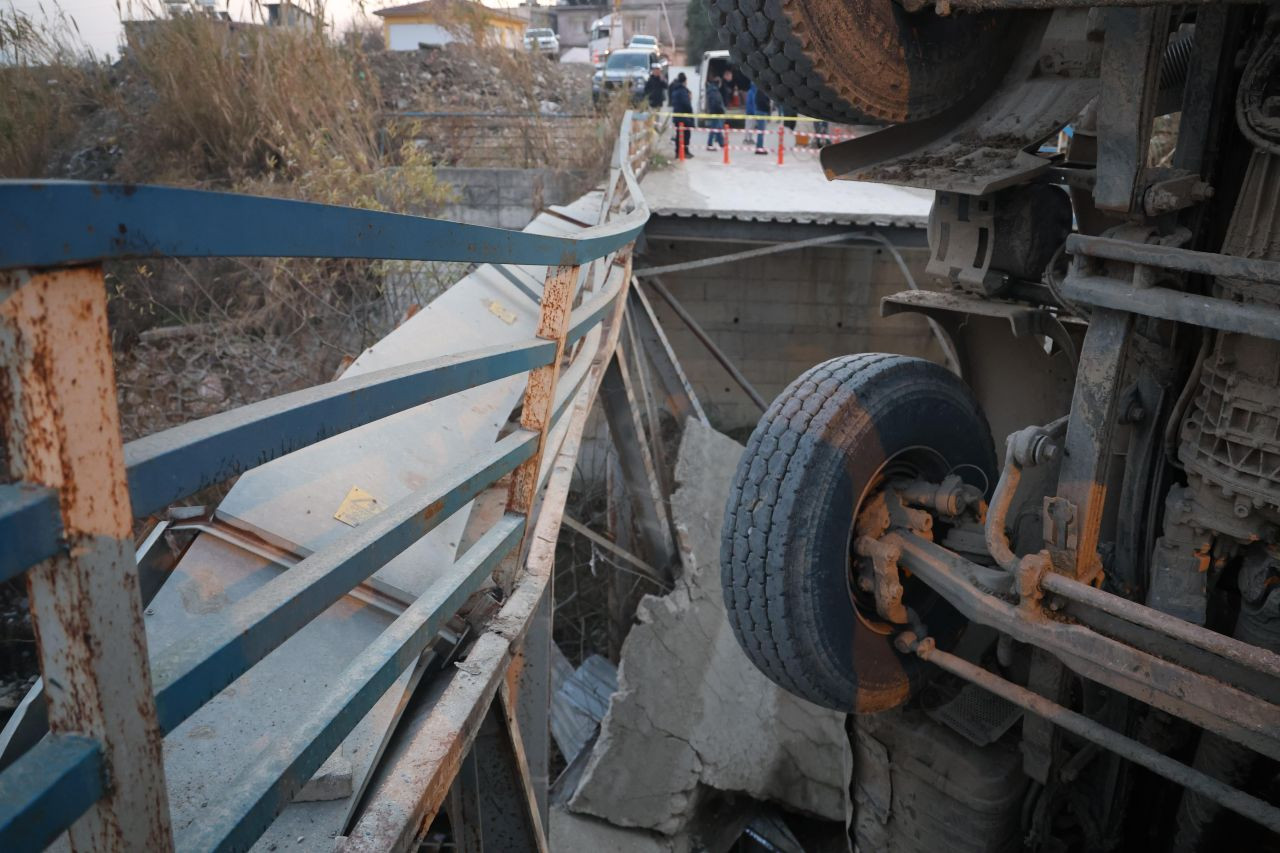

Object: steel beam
[340,245,630,853]
[624,309,671,497]
[469,695,546,852]
[125,339,555,518]
[626,285,709,427]
[1061,275,1280,341]
[1094,7,1168,213]
[566,284,621,349]
[0,182,646,270]
[599,352,676,572]
[0,266,173,850]
[505,590,552,830]
[1054,308,1132,582]
[177,517,524,852]
[0,735,105,851]
[643,276,768,412]
[1068,234,1280,286]
[151,430,537,734]
[0,483,62,583]
[447,751,484,853]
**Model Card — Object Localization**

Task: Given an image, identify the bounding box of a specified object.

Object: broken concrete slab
[567,418,852,835]
[551,805,680,853]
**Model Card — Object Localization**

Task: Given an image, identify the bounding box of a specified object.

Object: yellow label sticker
[334,486,383,527]
[485,299,518,325]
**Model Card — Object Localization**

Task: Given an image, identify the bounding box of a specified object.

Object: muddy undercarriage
[716,1,1280,848]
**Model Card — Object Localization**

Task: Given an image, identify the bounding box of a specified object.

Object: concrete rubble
[561,419,853,839]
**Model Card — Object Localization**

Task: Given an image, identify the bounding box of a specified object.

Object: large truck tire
[709,0,1016,125]
[720,354,997,712]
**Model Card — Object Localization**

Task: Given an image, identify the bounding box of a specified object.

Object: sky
[8,0,534,59]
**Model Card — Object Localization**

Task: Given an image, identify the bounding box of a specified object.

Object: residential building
[263,1,319,30]
[374,0,528,51]
[554,0,686,57]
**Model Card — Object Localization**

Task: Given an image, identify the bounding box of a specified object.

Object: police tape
[674,129,855,143]
[667,112,832,123]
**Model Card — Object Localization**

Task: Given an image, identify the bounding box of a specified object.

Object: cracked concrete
[567,419,852,836]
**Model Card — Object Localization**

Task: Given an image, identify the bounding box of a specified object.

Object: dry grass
[0,2,623,442]
[0,5,112,177]
[118,6,382,184]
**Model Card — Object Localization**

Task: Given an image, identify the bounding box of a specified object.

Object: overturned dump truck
[716,1,1280,850]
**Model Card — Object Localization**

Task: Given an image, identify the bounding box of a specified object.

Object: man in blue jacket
[747,83,772,154]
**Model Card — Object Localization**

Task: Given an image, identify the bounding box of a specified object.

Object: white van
[695,50,748,123]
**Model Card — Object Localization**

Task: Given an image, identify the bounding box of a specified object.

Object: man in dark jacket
[721,69,742,130]
[669,73,694,157]
[704,75,726,151]
[643,66,667,109]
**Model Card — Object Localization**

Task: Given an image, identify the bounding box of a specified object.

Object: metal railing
[0,111,651,852]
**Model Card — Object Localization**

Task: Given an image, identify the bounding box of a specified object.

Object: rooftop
[373,0,527,24]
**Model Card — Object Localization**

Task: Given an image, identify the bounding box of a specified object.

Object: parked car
[592,48,657,104]
[523,27,559,55]
[628,34,658,52]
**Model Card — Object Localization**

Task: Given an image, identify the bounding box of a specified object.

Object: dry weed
[117,2,380,184]
[0,5,112,177]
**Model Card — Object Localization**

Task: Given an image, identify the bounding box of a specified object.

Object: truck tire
[709,0,1015,125]
[720,354,996,712]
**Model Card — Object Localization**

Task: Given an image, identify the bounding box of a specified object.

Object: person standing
[644,66,667,110]
[705,74,726,151]
[721,68,741,131]
[751,83,772,153]
[669,72,694,157]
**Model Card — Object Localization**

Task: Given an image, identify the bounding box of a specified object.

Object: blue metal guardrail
[0,112,649,851]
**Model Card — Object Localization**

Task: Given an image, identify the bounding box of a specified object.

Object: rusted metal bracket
[854,537,907,624]
[881,289,1083,341]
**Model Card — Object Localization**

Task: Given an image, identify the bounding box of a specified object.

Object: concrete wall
[435,167,593,230]
[637,237,943,435]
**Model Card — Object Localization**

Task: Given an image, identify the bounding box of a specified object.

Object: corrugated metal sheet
[550,654,618,764]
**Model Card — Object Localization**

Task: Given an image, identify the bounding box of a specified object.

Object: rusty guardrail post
[503,263,578,583]
[0,266,174,850]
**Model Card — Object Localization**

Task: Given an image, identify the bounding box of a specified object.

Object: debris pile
[553,420,852,848]
[369,45,594,114]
